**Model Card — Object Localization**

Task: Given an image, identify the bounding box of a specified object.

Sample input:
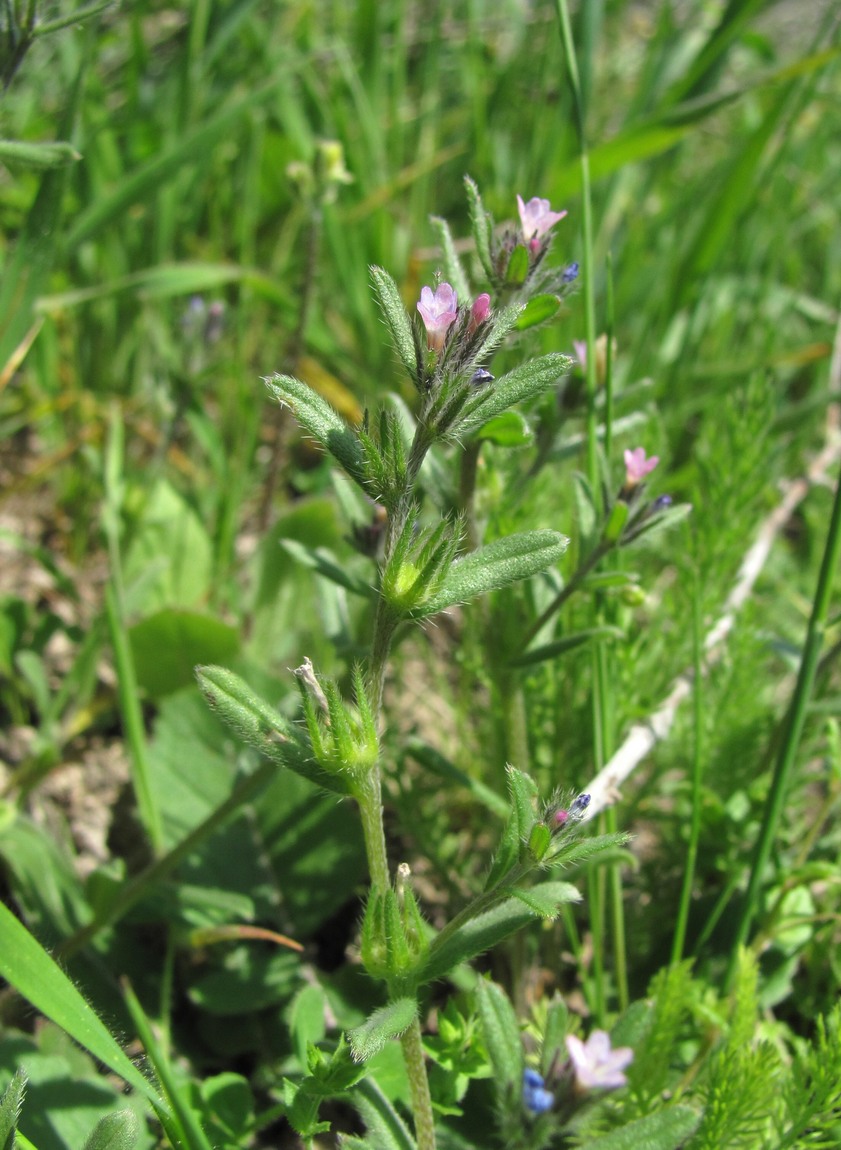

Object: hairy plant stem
[360,417,440,1145]
[401,1017,436,1150]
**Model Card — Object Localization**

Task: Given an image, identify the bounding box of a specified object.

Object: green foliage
[2,1,841,1148]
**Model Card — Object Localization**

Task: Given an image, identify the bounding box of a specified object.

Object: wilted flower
[517,195,567,251]
[469,292,491,333]
[623,447,659,486]
[417,283,458,352]
[565,1030,633,1091]
[522,1068,554,1114]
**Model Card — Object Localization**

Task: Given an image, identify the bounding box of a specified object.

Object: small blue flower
[653,495,673,510]
[523,1068,554,1114]
[562,261,579,283]
[570,793,591,817]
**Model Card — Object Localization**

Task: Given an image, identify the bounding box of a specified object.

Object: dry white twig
[583,321,841,819]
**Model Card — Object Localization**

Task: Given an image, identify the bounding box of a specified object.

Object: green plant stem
[726,461,841,985]
[401,1016,436,1150]
[521,539,611,648]
[355,768,390,894]
[672,569,704,964]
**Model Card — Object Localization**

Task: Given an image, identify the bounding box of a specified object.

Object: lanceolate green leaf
[418,883,580,984]
[265,374,366,486]
[458,354,572,437]
[370,266,420,383]
[0,1070,26,1150]
[195,665,353,795]
[428,216,470,301]
[0,902,164,1111]
[81,1111,140,1150]
[583,1106,700,1150]
[348,998,418,1063]
[417,530,568,618]
[476,979,523,1093]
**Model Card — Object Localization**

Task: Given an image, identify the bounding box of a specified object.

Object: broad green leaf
[129,610,239,699]
[584,1106,700,1150]
[82,1111,139,1150]
[0,140,81,168]
[122,480,213,613]
[459,354,572,437]
[348,998,418,1063]
[196,665,352,794]
[418,883,580,984]
[515,293,562,330]
[474,411,532,447]
[265,374,366,485]
[0,902,163,1109]
[418,530,568,618]
[370,266,419,383]
[0,1070,26,1150]
[476,979,523,1095]
[198,1074,253,1144]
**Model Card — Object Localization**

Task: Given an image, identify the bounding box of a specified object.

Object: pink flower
[572,339,588,369]
[624,447,659,486]
[565,1030,633,1091]
[469,293,491,333]
[417,283,458,352]
[517,194,567,251]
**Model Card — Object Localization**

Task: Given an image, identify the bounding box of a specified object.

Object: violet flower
[417,283,458,352]
[623,447,659,486]
[517,194,567,251]
[565,1030,633,1091]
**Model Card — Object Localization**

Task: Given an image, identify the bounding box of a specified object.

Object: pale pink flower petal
[572,339,588,369]
[517,194,567,245]
[565,1030,633,1091]
[623,447,659,486]
[417,283,458,351]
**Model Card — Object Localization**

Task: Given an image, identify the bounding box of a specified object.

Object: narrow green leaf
[265,374,366,485]
[82,1111,139,1150]
[64,80,285,249]
[195,665,352,795]
[419,884,580,984]
[515,293,562,330]
[370,266,420,383]
[583,1106,700,1150]
[123,982,213,1150]
[350,1078,417,1150]
[464,176,494,280]
[0,1070,26,1150]
[505,245,529,285]
[0,902,163,1109]
[507,766,538,845]
[418,530,568,618]
[348,998,418,1063]
[509,884,577,918]
[459,353,572,437]
[0,140,81,168]
[513,626,624,668]
[428,216,470,301]
[476,979,523,1094]
[280,540,376,600]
